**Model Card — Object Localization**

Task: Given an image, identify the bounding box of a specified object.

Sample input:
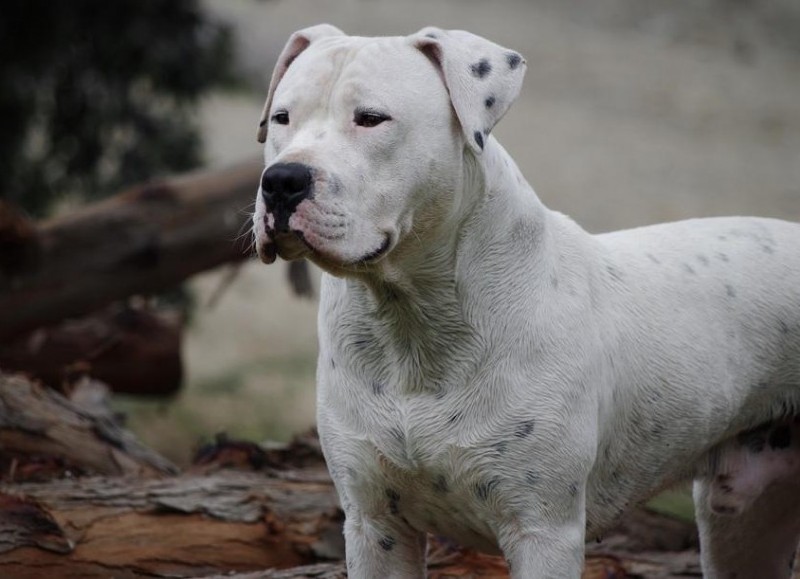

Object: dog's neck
[342,138,554,392]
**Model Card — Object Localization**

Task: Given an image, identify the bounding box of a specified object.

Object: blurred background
[1,0,798,470]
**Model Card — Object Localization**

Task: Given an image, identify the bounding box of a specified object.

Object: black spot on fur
[378,536,395,551]
[447,411,463,424]
[569,482,579,497]
[506,52,522,69]
[646,253,661,264]
[353,338,370,350]
[433,475,449,493]
[474,478,499,501]
[726,284,736,298]
[425,32,438,39]
[485,95,496,108]
[769,425,792,449]
[389,427,405,443]
[470,58,492,78]
[515,420,535,438]
[492,440,508,455]
[474,131,484,150]
[330,358,335,369]
[386,489,400,514]
[762,245,775,254]
[682,263,696,275]
[606,264,624,281]
[696,254,709,266]
[372,381,385,395]
[717,252,730,262]
[779,320,790,335]
[525,470,540,486]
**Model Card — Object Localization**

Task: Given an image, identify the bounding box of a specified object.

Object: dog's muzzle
[261,162,313,232]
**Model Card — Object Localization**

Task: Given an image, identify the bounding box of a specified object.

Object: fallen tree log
[0,160,262,341]
[0,468,342,579]
[0,372,176,479]
[0,460,706,579]
[0,304,182,396]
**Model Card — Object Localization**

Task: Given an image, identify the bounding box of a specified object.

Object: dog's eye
[354,110,391,128]
[271,110,290,125]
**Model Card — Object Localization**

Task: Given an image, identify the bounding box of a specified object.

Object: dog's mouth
[259,226,393,269]
[349,234,392,265]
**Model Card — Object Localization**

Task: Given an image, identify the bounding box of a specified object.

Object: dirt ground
[124,0,800,464]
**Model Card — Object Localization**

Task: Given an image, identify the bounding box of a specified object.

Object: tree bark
[0,160,262,341]
[0,372,177,479]
[0,304,183,396]
[0,468,341,579]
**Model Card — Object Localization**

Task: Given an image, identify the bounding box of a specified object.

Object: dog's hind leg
[694,430,800,579]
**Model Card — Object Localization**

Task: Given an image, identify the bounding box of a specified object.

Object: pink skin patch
[709,421,800,516]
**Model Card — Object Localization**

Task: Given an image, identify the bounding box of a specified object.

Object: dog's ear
[411,27,526,154]
[257,24,345,143]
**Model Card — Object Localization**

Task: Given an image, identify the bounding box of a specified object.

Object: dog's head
[253,25,526,274]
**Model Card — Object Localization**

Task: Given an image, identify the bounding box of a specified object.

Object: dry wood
[0,304,182,396]
[0,160,263,340]
[0,467,341,579]
[0,461,703,579]
[0,372,176,479]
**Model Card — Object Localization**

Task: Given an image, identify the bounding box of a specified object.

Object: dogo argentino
[252,24,800,579]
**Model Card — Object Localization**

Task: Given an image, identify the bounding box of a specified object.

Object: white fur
[254,25,800,579]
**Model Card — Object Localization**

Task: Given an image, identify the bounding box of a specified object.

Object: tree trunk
[0,372,177,479]
[0,160,262,340]
[0,304,183,396]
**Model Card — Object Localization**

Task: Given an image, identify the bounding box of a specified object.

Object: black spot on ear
[485,95,496,109]
[470,58,492,79]
[474,131,484,150]
[378,536,395,551]
[259,119,267,127]
[425,32,438,39]
[506,52,522,69]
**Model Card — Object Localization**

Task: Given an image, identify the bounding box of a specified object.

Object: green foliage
[0,0,234,217]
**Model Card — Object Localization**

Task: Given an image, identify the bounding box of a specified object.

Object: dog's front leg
[343,512,427,579]
[499,493,587,579]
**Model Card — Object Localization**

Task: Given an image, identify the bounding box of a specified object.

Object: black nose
[261,163,313,215]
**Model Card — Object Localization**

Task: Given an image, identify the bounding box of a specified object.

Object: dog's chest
[319,358,535,552]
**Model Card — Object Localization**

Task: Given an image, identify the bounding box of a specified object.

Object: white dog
[253,24,800,579]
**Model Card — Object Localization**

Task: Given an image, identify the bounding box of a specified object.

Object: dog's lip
[350,234,392,265]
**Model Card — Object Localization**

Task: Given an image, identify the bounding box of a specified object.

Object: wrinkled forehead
[274,36,445,109]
